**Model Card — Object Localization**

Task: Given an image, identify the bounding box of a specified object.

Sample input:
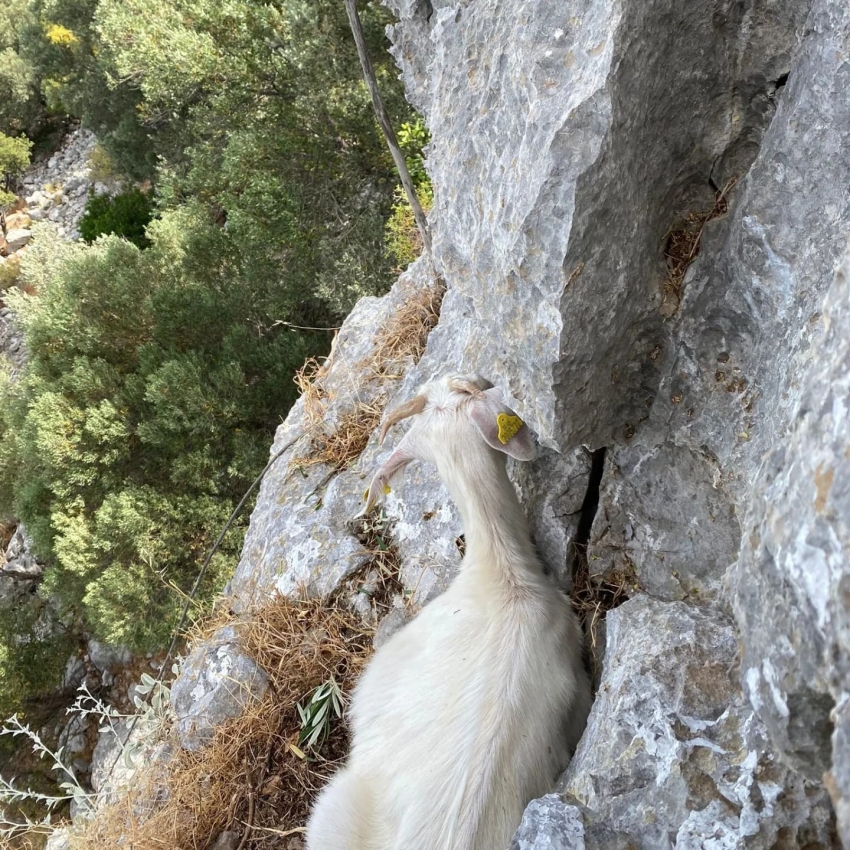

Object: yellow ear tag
[496,412,524,444]
[363,488,369,502]
[383,483,392,495]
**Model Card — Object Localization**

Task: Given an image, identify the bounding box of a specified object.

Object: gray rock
[588,442,740,604]
[4,228,32,252]
[560,596,836,848]
[388,0,809,453]
[372,604,414,650]
[58,713,90,759]
[1,524,42,578]
[511,794,637,850]
[641,0,850,503]
[87,639,132,672]
[170,625,269,750]
[63,654,87,690]
[45,829,71,850]
[729,243,850,827]
[210,831,241,850]
[87,713,172,819]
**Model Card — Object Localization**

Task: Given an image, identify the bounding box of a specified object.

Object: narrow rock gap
[569,447,607,582]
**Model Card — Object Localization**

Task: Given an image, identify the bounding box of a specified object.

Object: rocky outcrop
[510,796,637,850]
[170,625,268,751]
[144,0,849,844]
[19,128,118,241]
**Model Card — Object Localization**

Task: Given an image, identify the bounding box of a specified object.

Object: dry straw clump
[73,515,404,850]
[293,279,445,473]
[370,278,445,377]
[571,556,637,656]
[662,178,737,316]
[73,596,376,850]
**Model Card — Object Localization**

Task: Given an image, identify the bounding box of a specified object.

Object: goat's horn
[450,378,487,399]
[379,394,426,444]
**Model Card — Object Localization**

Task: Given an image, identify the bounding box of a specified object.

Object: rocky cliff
[160,0,849,846]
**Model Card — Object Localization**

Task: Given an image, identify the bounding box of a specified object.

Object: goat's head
[362,374,536,513]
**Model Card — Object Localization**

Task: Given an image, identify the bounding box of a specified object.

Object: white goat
[306,374,591,850]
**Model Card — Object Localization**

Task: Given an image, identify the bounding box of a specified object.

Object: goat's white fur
[306,375,591,850]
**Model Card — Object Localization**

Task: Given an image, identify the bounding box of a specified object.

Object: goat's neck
[436,449,540,587]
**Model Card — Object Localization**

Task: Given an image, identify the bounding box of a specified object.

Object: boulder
[4,229,32,252]
[4,211,32,231]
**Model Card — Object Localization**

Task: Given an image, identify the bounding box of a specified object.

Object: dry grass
[72,518,405,850]
[294,400,385,473]
[293,357,331,427]
[571,543,638,685]
[662,179,737,315]
[370,280,445,377]
[292,279,445,473]
[346,512,405,620]
[73,597,376,850]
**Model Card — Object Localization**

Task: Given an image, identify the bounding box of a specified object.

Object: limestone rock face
[510,795,637,850]
[729,244,850,832]
[389,0,810,452]
[562,597,836,848]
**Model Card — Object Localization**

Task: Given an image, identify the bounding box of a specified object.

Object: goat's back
[307,569,589,850]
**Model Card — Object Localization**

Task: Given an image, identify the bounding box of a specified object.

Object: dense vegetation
[0,0,426,716]
[78,188,155,247]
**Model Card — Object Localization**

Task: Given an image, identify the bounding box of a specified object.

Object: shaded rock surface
[157,0,849,844]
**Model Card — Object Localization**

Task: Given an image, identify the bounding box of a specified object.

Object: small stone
[45,829,71,850]
[210,831,240,850]
[4,229,32,252]
[4,212,32,230]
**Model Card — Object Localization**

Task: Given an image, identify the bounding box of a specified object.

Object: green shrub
[0,131,32,207]
[397,118,430,188]
[0,215,321,654]
[385,117,433,268]
[385,183,434,269]
[78,188,154,248]
[0,1,43,136]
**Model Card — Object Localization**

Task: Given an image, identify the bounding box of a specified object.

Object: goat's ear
[468,388,537,461]
[360,443,414,514]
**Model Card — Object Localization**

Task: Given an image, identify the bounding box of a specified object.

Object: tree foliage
[0,0,423,705]
[0,132,32,207]
[0,218,320,649]
[78,188,154,247]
